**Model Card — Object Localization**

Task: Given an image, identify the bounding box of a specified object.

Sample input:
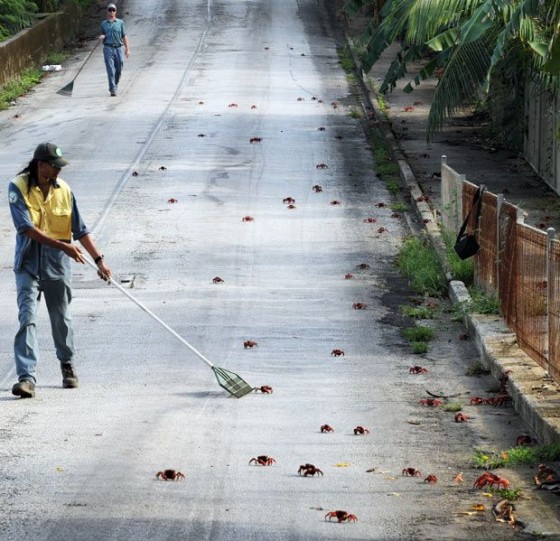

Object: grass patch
[349,108,361,119]
[339,46,354,73]
[391,202,409,212]
[472,443,560,469]
[453,287,500,320]
[385,178,401,195]
[493,487,522,501]
[397,236,447,297]
[401,305,435,319]
[402,326,435,342]
[0,67,43,110]
[376,160,399,177]
[466,361,491,376]
[376,94,388,113]
[411,341,428,354]
[443,402,462,413]
[45,51,69,65]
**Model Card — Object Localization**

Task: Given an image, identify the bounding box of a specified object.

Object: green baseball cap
[33,143,69,168]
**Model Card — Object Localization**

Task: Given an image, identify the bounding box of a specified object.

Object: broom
[85,258,255,398]
[57,40,101,97]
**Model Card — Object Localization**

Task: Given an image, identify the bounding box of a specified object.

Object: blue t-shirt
[101,18,126,47]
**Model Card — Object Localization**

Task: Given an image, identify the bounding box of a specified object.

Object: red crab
[363,217,377,223]
[409,366,428,374]
[316,163,329,169]
[325,510,357,523]
[168,198,178,204]
[297,97,305,101]
[402,468,421,477]
[535,464,557,485]
[376,227,388,233]
[249,455,276,466]
[251,105,257,109]
[156,469,185,481]
[312,184,323,192]
[287,204,296,209]
[159,166,167,171]
[243,340,258,349]
[356,263,370,270]
[352,303,367,310]
[516,434,536,446]
[197,133,206,137]
[283,197,295,204]
[375,202,387,208]
[353,426,369,435]
[242,216,254,222]
[320,424,334,433]
[419,398,443,406]
[212,276,224,283]
[344,273,354,280]
[228,103,238,107]
[331,101,338,109]
[254,385,273,394]
[469,397,486,405]
[330,200,341,205]
[488,394,511,406]
[331,349,345,357]
[403,106,415,112]
[249,137,262,143]
[454,413,469,423]
[318,126,326,131]
[298,464,323,476]
[473,472,510,489]
[424,474,438,484]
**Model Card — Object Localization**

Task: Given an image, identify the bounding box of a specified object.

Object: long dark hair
[17,159,42,193]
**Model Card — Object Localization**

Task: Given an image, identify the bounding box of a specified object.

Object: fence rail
[441,157,560,383]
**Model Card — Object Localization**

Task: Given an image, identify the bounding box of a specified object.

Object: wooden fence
[441,157,560,383]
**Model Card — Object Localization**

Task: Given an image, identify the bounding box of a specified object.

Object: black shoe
[61,363,79,389]
[12,380,36,398]
[110,91,117,97]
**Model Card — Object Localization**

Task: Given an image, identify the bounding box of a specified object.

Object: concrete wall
[0,3,82,87]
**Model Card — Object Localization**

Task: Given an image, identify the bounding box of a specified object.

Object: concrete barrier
[0,3,82,87]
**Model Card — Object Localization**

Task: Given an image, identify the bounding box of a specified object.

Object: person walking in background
[8,143,112,399]
[99,3,130,97]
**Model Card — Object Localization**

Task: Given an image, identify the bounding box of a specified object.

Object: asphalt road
[0,1,558,540]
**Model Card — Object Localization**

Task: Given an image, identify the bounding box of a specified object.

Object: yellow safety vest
[13,174,73,241]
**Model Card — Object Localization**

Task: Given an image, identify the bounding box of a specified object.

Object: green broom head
[212,366,254,398]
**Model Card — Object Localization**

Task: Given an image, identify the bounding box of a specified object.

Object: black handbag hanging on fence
[454,184,486,260]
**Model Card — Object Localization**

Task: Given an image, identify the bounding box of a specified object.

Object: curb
[347,38,560,445]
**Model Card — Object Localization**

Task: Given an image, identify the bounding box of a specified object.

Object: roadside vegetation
[0,50,68,110]
[344,0,560,150]
[1,1,91,41]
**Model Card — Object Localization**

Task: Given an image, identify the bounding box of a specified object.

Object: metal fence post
[496,194,504,296]
[547,227,555,378]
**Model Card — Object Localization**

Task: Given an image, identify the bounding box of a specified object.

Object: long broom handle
[84,257,215,368]
[72,39,101,81]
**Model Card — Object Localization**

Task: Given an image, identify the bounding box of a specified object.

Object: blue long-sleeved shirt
[8,176,90,280]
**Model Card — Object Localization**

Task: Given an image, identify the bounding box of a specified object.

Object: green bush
[0,0,37,40]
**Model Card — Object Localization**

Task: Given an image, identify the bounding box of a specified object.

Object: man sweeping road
[8,143,112,398]
[99,3,131,97]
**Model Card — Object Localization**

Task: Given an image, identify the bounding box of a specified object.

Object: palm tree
[344,0,560,143]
